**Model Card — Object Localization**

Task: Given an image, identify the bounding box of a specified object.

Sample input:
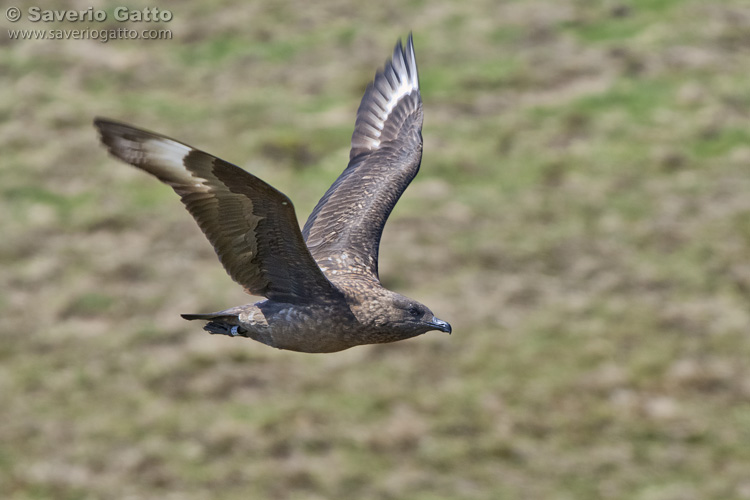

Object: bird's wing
[302,34,423,283]
[95,118,341,304]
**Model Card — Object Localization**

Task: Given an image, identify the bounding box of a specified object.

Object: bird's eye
[408,305,421,317]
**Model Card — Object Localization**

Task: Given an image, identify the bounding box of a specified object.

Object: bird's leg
[203,321,245,337]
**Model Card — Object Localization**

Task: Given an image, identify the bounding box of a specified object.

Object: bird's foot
[203,321,244,338]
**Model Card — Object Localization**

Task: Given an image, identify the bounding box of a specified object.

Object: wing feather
[95,118,341,304]
[302,34,423,282]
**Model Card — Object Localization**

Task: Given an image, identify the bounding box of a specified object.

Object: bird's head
[380,292,452,338]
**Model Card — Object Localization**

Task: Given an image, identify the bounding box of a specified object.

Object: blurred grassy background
[3,0,750,498]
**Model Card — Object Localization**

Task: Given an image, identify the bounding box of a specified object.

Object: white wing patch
[383,39,419,117]
[100,122,209,192]
[350,35,420,153]
[142,138,206,187]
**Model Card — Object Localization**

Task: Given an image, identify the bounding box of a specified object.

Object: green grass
[3,0,750,498]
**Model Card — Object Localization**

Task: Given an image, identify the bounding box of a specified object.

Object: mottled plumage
[95,34,450,353]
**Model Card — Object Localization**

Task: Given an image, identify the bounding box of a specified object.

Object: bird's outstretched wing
[302,34,423,283]
[95,118,341,304]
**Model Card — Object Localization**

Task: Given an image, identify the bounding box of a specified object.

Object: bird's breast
[239,301,361,353]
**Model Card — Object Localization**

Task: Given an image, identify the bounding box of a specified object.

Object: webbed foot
[203,321,244,337]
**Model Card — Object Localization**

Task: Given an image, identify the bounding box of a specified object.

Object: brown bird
[94,34,451,353]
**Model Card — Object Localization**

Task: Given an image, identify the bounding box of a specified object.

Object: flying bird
[95,34,451,353]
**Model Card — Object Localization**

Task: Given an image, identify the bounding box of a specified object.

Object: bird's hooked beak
[429,317,452,334]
